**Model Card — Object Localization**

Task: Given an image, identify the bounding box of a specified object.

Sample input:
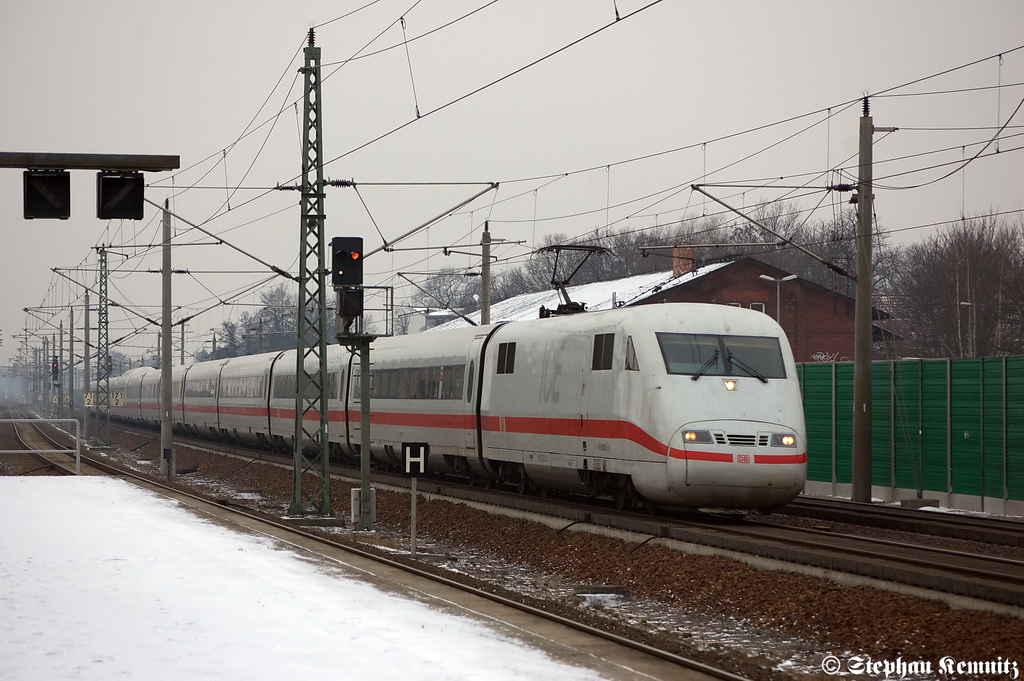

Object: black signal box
[332,236,364,287]
[24,170,71,219]
[97,172,145,220]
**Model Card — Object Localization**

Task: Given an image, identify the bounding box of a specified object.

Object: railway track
[0,406,81,475]
[370,474,1024,609]
[103,417,1024,611]
[1,409,747,681]
[11,410,1024,671]
[782,495,1024,548]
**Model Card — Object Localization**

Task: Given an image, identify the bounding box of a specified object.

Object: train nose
[666,421,806,505]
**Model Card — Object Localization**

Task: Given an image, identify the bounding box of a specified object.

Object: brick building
[429,252,886,364]
[633,254,869,363]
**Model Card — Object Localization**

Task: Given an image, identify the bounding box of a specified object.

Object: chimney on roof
[672,246,694,278]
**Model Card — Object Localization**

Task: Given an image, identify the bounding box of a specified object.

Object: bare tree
[891,216,1024,357]
[409,268,479,316]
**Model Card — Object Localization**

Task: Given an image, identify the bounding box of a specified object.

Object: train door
[347,355,362,456]
[579,369,589,438]
[463,334,486,454]
[265,351,287,438]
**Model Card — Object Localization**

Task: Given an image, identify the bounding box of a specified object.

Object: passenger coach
[110,303,807,512]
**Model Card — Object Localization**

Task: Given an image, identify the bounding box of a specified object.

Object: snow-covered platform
[0,477,621,681]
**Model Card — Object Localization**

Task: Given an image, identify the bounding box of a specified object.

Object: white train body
[111,303,806,511]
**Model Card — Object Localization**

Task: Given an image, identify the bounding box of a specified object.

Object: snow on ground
[0,477,608,681]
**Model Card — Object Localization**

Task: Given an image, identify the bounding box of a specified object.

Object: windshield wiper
[690,349,719,381]
[727,350,768,383]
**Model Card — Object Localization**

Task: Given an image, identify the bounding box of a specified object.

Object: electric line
[315,0,667,174]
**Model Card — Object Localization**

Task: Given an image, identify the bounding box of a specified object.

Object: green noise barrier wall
[797,357,1024,507]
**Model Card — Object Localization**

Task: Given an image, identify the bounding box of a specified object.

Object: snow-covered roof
[429,262,730,331]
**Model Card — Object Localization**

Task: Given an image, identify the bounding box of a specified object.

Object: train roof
[427,263,730,332]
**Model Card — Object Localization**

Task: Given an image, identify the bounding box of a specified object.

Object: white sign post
[402,442,429,559]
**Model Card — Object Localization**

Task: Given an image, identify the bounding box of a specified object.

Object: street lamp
[759,274,798,322]
[959,301,974,357]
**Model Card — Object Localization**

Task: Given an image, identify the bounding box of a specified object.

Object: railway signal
[23,170,71,220]
[331,236,363,287]
[96,172,145,220]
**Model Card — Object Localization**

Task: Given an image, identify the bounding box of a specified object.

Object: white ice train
[111,303,807,511]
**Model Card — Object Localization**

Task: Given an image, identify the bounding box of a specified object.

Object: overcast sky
[2,1,1023,370]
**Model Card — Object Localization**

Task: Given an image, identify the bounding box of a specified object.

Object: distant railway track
[0,406,80,475]
[781,495,1024,548]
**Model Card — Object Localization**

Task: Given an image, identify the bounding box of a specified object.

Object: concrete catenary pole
[160,200,175,480]
[481,221,491,325]
[58,323,64,418]
[851,98,874,503]
[68,307,74,421]
[83,291,91,440]
[43,336,50,417]
[851,98,897,502]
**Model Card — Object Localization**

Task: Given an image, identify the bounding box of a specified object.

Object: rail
[1,419,82,475]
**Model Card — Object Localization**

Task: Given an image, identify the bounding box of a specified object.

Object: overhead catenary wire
[873,94,1024,190]
[153,22,1024,275]
[315,0,668,174]
[142,198,295,282]
[25,34,1024,358]
[400,16,421,118]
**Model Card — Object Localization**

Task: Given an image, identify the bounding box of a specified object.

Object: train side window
[624,336,640,371]
[592,333,614,371]
[467,361,475,403]
[496,342,516,374]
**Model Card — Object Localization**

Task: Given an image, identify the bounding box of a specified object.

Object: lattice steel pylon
[289,28,333,517]
[94,246,112,447]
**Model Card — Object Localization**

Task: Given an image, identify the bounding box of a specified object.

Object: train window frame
[496,342,516,374]
[368,364,466,400]
[656,332,786,379]
[184,377,217,399]
[592,333,615,371]
[624,335,640,371]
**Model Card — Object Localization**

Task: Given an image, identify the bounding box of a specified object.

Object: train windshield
[656,333,787,379]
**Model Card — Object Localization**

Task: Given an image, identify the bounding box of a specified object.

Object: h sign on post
[402,442,429,476]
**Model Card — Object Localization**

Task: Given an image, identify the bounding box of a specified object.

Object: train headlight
[722,379,738,391]
[770,433,797,447]
[683,430,714,444]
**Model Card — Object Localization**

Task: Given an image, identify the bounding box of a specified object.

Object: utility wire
[400,16,421,118]
[142,198,295,282]
[317,0,667,173]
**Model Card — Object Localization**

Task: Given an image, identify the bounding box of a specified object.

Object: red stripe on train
[129,404,804,464]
